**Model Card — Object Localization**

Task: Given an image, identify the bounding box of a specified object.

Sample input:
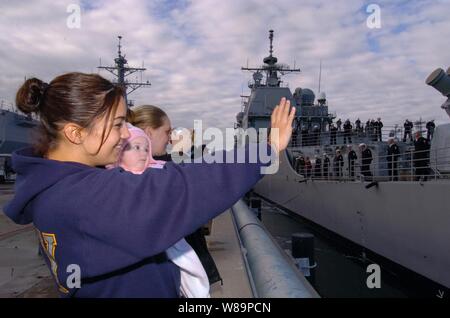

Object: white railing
[290,125,433,148]
[289,145,450,182]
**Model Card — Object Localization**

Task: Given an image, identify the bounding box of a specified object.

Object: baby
[108,123,210,298]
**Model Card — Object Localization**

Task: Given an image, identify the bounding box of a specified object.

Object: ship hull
[255,151,450,288]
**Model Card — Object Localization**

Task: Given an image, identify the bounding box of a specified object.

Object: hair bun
[15,78,49,114]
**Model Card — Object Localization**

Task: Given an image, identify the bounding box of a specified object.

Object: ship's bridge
[243,87,294,130]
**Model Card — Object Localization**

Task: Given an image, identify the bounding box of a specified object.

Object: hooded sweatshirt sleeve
[67,143,272,276]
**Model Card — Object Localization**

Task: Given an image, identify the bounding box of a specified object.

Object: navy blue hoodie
[4,145,270,297]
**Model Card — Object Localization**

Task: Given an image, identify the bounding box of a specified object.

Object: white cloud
[0,0,449,130]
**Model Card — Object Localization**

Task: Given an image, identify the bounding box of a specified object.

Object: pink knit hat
[108,123,165,172]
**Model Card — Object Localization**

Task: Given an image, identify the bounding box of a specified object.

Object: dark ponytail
[15,72,125,156]
[16,78,49,115]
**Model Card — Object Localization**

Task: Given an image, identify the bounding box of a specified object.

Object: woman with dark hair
[4,72,295,297]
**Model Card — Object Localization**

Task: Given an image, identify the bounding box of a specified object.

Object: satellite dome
[300,88,315,106]
[318,92,326,101]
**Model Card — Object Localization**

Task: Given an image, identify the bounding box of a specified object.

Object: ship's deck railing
[289,145,450,182]
[247,80,291,89]
[290,125,433,147]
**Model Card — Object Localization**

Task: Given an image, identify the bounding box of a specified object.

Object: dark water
[257,199,447,298]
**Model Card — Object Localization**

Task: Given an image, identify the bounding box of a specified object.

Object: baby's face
[121,136,149,173]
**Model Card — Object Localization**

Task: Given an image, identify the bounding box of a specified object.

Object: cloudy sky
[1,0,449,130]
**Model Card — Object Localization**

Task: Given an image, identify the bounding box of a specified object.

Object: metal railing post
[435,147,438,180]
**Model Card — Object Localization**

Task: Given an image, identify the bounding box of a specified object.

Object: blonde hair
[129,105,168,130]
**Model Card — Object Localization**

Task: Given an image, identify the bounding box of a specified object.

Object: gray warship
[0,104,39,181]
[236,30,450,289]
[0,103,38,154]
[0,36,149,155]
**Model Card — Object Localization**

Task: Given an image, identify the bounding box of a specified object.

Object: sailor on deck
[333,149,344,179]
[403,119,413,142]
[347,145,357,179]
[343,120,352,144]
[330,124,337,145]
[426,120,435,141]
[414,132,430,181]
[323,153,330,180]
[359,143,373,180]
[375,118,383,141]
[314,155,322,178]
[387,137,400,181]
